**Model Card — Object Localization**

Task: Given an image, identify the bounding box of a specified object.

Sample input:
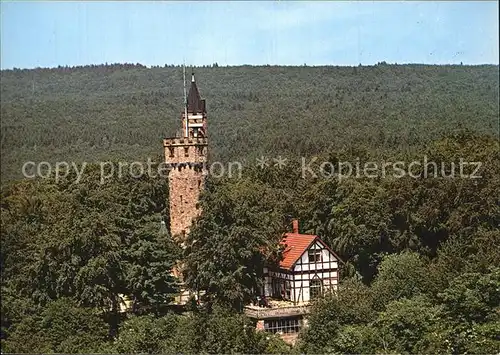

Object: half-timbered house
[263,220,341,303]
[245,220,343,344]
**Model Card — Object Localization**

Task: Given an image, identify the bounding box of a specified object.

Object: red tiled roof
[279,232,317,270]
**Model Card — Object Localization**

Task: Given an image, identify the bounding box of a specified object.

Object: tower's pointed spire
[187,71,205,114]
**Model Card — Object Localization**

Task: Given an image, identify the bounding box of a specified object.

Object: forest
[1,63,498,180]
[1,64,499,353]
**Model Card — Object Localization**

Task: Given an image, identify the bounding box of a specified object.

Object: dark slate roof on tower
[187,73,206,114]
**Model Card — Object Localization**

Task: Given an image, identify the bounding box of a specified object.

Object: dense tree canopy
[299,259,500,354]
[1,64,499,353]
[182,175,287,310]
[1,64,498,181]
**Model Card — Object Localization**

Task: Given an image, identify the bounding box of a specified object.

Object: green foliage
[193,306,266,354]
[111,307,290,354]
[298,294,343,353]
[318,132,500,281]
[326,324,379,354]
[1,164,179,350]
[159,312,207,353]
[122,215,181,314]
[1,65,498,181]
[183,173,288,310]
[421,320,500,354]
[420,268,500,354]
[263,334,297,354]
[374,296,443,354]
[2,64,499,353]
[370,252,429,310]
[2,298,109,353]
[301,264,500,354]
[111,314,178,354]
[439,267,500,323]
[298,279,375,353]
[334,278,376,324]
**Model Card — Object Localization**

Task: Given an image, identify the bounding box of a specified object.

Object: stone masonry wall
[164,137,208,242]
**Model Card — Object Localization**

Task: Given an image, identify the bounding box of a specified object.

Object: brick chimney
[292,219,299,234]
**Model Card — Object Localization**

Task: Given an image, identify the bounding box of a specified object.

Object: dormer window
[308,249,322,263]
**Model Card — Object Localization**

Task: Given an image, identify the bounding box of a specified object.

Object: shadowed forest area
[1,64,499,353]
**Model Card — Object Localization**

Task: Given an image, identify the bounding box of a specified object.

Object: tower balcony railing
[163,137,208,146]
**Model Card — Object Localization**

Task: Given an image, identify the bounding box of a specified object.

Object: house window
[272,278,285,299]
[184,147,189,157]
[310,277,323,300]
[168,147,175,158]
[285,280,291,301]
[264,317,301,334]
[308,249,322,263]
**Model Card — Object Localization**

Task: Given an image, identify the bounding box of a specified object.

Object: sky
[1,1,498,69]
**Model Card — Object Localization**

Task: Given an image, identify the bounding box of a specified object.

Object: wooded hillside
[1,64,498,180]
[1,64,499,353]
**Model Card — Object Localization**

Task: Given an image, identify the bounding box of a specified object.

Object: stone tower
[163,72,208,242]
